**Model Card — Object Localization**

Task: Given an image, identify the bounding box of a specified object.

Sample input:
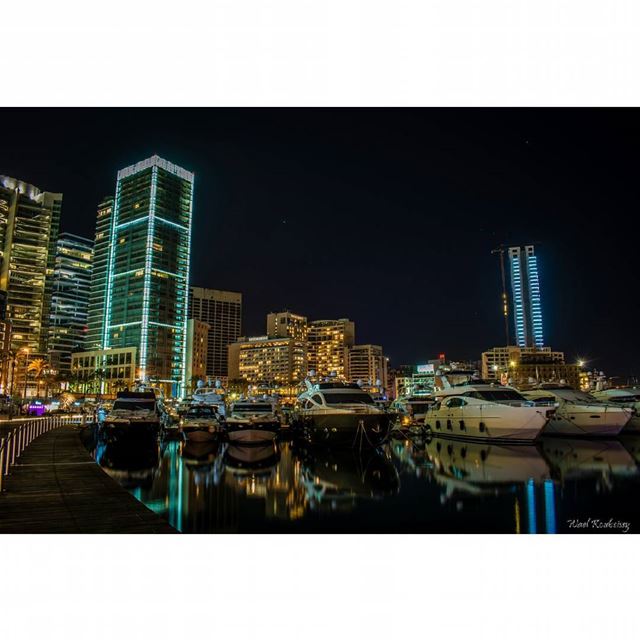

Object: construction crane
[491,244,510,346]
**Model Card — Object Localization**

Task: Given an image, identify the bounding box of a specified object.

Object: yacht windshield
[553,389,599,403]
[323,393,374,405]
[469,390,526,402]
[112,399,156,411]
[234,404,273,412]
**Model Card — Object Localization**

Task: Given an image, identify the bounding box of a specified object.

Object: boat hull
[425,408,547,442]
[542,413,628,437]
[225,420,279,444]
[299,412,392,447]
[622,415,640,434]
[182,428,218,442]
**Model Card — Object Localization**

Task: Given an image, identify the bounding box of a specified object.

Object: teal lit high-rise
[102,156,193,397]
[508,245,544,348]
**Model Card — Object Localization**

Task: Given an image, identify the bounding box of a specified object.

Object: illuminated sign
[416,364,434,374]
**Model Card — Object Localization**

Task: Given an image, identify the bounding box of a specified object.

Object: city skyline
[1,109,638,375]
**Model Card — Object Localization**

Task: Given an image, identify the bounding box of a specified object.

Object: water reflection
[295,444,400,513]
[89,428,640,533]
[540,438,638,488]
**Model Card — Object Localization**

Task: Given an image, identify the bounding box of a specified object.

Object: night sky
[1,109,637,376]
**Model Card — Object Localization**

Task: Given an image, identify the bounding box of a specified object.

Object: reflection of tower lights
[544,479,557,534]
[526,478,537,534]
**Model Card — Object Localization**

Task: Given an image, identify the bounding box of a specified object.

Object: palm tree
[27,358,48,398]
[91,368,106,399]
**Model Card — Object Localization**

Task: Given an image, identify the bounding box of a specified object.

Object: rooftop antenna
[491,244,510,346]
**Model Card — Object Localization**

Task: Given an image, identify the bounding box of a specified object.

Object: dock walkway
[0,425,174,533]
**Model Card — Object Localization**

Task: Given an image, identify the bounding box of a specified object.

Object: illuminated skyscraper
[48,233,94,375]
[188,287,242,380]
[266,311,308,341]
[307,319,355,380]
[508,245,544,348]
[0,175,62,354]
[103,156,194,396]
[86,196,114,350]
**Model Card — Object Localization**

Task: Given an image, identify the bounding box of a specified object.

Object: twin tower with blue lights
[508,244,544,348]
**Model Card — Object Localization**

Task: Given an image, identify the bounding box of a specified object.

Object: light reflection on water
[89,430,640,533]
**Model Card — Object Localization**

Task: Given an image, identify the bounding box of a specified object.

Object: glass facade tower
[508,245,544,348]
[103,156,193,396]
[86,196,114,351]
[48,233,94,375]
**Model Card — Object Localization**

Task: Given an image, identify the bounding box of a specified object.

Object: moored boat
[224,399,281,444]
[178,404,222,442]
[591,388,640,433]
[521,385,632,437]
[294,380,392,447]
[425,383,551,442]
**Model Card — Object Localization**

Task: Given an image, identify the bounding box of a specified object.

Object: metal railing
[0,414,92,492]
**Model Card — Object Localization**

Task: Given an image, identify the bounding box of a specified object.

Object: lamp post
[21,348,30,403]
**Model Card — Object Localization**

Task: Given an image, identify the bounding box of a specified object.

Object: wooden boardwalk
[0,425,175,533]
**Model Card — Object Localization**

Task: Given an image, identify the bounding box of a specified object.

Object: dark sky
[1,108,637,376]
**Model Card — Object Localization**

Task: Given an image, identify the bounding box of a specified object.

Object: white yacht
[224,399,281,444]
[424,383,551,441]
[521,385,632,437]
[294,380,393,447]
[590,388,640,433]
[191,383,227,418]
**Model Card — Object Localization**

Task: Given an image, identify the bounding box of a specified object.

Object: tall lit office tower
[508,245,544,348]
[103,156,194,397]
[349,344,388,391]
[307,319,355,380]
[86,196,114,350]
[48,233,94,374]
[189,287,242,380]
[266,311,308,341]
[0,175,63,354]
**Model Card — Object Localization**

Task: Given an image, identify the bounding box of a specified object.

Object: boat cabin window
[606,396,636,404]
[234,403,273,412]
[186,406,217,418]
[466,390,526,402]
[322,392,374,405]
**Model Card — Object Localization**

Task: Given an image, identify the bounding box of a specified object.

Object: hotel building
[101,155,194,397]
[482,346,580,388]
[189,287,242,381]
[48,233,94,375]
[307,319,355,380]
[509,245,544,348]
[348,344,388,394]
[266,311,308,341]
[228,335,307,394]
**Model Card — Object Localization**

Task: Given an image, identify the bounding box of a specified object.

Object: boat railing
[0,414,94,493]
